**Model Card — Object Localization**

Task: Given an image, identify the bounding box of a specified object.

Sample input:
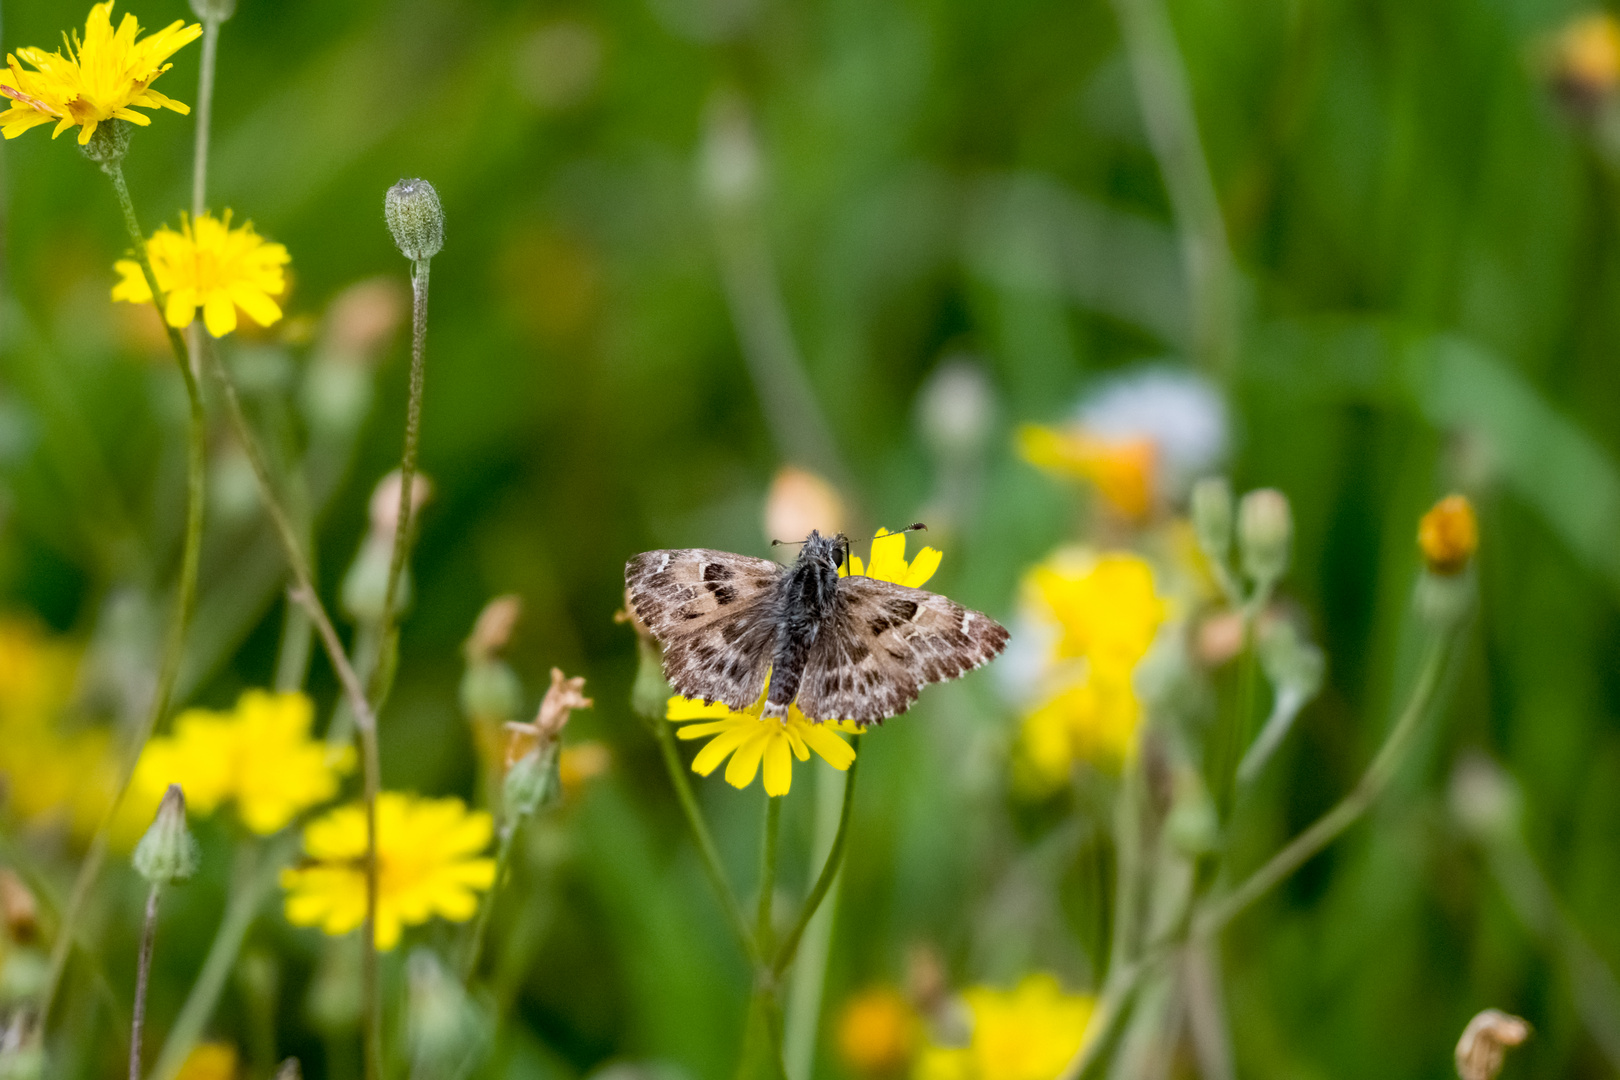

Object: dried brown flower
[1455,1009,1530,1080]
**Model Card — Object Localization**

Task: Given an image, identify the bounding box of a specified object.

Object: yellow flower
[133,690,354,835]
[280,792,496,951]
[112,211,291,337]
[915,974,1093,1080]
[1015,551,1166,790]
[0,2,201,145]
[1418,494,1478,576]
[1017,424,1157,521]
[666,526,940,796]
[837,986,921,1077]
[174,1043,236,1080]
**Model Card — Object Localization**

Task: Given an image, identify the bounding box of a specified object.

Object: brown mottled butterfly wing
[796,575,1010,724]
[625,549,782,711]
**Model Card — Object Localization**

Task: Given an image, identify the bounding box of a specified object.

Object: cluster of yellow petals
[0,2,200,145]
[280,793,497,951]
[112,211,291,337]
[1017,424,1157,522]
[0,618,123,840]
[915,974,1094,1080]
[667,527,941,797]
[1018,550,1166,791]
[133,689,353,836]
[1417,493,1478,576]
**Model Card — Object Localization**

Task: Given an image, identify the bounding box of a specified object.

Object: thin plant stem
[1195,633,1451,934]
[190,17,220,220]
[781,766,847,1080]
[204,346,384,1080]
[1109,0,1238,374]
[130,885,161,1080]
[41,159,208,1031]
[461,810,522,982]
[151,835,295,1080]
[372,258,430,708]
[650,719,760,967]
[772,741,861,979]
[756,796,782,956]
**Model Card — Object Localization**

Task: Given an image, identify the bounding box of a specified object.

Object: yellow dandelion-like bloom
[281,793,496,951]
[133,689,354,835]
[915,974,1094,1080]
[0,2,201,145]
[111,211,291,337]
[666,527,941,796]
[1017,424,1157,522]
[1016,551,1166,791]
[173,1043,237,1080]
[836,985,921,1077]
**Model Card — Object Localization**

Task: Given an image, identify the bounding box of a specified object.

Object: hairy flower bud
[1237,488,1292,588]
[1418,494,1478,576]
[385,179,444,262]
[1190,476,1233,562]
[133,785,199,885]
[80,119,132,172]
[189,0,237,20]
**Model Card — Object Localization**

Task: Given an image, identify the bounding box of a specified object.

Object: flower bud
[699,93,761,211]
[1455,1009,1530,1080]
[1189,476,1233,563]
[1165,766,1220,856]
[917,358,995,461]
[133,785,199,885]
[765,467,845,546]
[1418,494,1478,576]
[502,743,559,819]
[407,949,483,1073]
[189,0,237,20]
[465,595,523,664]
[1449,753,1522,844]
[460,661,523,727]
[1237,488,1291,588]
[385,179,445,262]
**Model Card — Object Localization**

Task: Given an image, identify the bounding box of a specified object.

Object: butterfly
[625,529,1009,725]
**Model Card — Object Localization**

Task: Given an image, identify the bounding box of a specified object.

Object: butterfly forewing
[625,549,782,711]
[795,575,1010,723]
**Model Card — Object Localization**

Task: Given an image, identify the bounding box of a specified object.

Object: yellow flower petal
[724,727,770,789]
[762,735,794,796]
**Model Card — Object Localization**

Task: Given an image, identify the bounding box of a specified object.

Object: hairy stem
[756,796,782,956]
[372,258,430,709]
[772,742,861,979]
[41,162,208,1031]
[130,886,161,1080]
[190,18,220,220]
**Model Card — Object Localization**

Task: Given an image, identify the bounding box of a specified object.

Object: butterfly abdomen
[763,533,843,718]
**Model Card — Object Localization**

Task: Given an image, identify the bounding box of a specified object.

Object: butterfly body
[626,530,1008,725]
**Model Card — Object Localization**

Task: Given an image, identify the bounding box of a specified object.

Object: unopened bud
[407,949,482,1073]
[385,179,445,262]
[917,358,995,460]
[765,467,845,547]
[1190,476,1233,563]
[460,661,523,726]
[501,743,559,819]
[1418,494,1478,576]
[465,595,523,663]
[1237,488,1291,588]
[1449,753,1522,843]
[1165,767,1220,855]
[700,93,761,210]
[189,0,237,20]
[273,1060,302,1080]
[133,785,199,885]
[369,469,433,544]
[1455,1009,1530,1080]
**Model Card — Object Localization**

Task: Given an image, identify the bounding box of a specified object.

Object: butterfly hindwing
[795,575,1010,723]
[625,549,782,711]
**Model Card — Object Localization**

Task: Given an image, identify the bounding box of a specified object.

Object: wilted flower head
[0,2,202,145]
[503,668,592,766]
[1455,1009,1530,1080]
[111,211,291,337]
[281,793,496,951]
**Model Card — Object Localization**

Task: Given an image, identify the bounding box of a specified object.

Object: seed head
[133,785,199,885]
[385,179,444,262]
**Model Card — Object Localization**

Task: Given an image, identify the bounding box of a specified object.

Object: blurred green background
[5,0,1620,1077]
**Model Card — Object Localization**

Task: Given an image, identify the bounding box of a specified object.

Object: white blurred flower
[1074,366,1228,501]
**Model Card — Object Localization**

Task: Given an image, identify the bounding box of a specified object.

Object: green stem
[650,719,760,967]
[129,885,160,1080]
[772,741,861,979]
[40,159,208,1032]
[151,836,294,1080]
[756,796,782,956]
[205,347,384,1080]
[190,17,220,220]
[460,814,520,982]
[371,257,430,710]
[1195,632,1451,935]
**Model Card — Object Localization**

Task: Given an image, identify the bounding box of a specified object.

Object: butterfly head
[798,530,849,574]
